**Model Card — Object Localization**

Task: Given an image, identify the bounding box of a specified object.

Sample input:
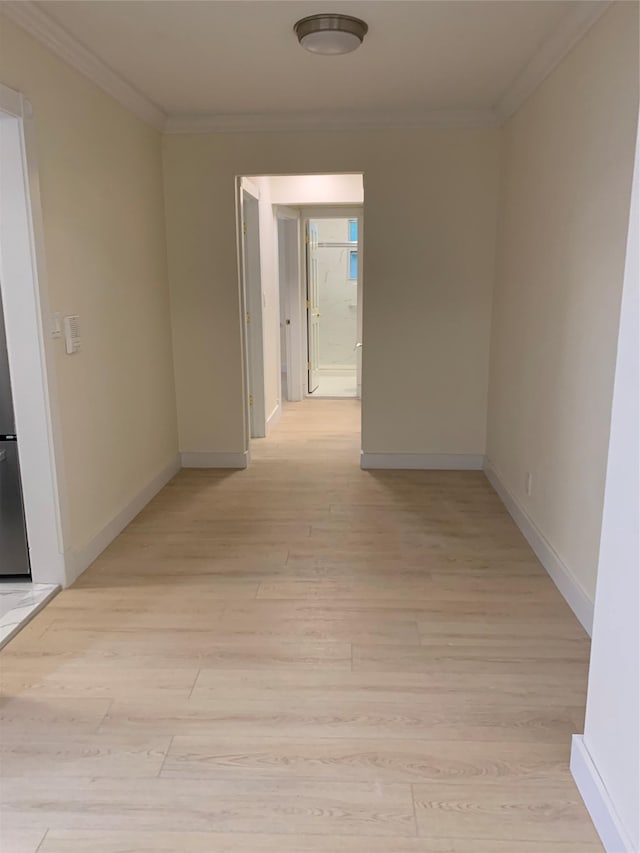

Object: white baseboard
[484,458,594,635]
[66,455,181,586]
[318,366,357,374]
[361,452,484,471]
[571,735,636,852]
[266,403,282,435]
[31,552,68,587]
[181,450,249,469]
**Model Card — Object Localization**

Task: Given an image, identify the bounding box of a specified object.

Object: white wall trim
[0,1,166,131]
[300,206,364,219]
[164,108,499,135]
[484,458,594,635]
[0,80,23,116]
[495,0,611,122]
[570,735,636,853]
[66,455,180,586]
[0,87,69,587]
[361,453,484,471]
[266,403,282,435]
[241,177,260,200]
[235,178,251,456]
[181,451,249,469]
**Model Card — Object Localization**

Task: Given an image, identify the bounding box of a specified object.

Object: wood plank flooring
[0,399,601,851]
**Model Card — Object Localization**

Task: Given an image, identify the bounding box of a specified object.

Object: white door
[306,221,320,394]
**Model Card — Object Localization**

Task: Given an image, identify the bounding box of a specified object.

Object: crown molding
[495,0,611,122]
[2,0,612,135]
[0,0,166,131]
[164,108,499,135]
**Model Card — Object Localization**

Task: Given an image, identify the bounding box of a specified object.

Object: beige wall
[0,17,178,560]
[163,128,500,456]
[269,174,363,205]
[486,1,639,602]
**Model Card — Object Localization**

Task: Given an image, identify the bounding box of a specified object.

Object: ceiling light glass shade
[294,14,368,55]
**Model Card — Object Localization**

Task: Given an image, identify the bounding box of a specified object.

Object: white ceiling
[5,0,610,129]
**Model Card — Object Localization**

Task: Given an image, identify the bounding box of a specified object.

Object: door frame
[306,218,321,394]
[300,206,364,398]
[0,83,68,586]
[237,178,266,439]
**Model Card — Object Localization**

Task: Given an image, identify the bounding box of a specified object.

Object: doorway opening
[305,213,362,398]
[236,173,364,455]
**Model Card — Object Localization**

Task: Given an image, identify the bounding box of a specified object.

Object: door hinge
[243,221,247,235]
[249,395,254,406]
[305,231,309,244]
[246,312,250,324]
[306,300,310,309]
[307,361,311,370]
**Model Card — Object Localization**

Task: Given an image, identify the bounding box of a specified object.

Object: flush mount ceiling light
[294,14,368,55]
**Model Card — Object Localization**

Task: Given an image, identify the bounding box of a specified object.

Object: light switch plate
[51,313,62,338]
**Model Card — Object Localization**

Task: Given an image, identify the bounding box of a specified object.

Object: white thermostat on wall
[63,315,81,355]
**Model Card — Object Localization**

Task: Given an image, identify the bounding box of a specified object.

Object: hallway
[0,400,601,851]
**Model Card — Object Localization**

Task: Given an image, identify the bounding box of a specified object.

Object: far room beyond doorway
[237,173,364,444]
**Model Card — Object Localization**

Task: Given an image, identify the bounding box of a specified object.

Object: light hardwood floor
[0,400,601,852]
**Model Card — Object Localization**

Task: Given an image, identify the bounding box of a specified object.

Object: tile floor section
[0,582,59,649]
[311,369,358,398]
